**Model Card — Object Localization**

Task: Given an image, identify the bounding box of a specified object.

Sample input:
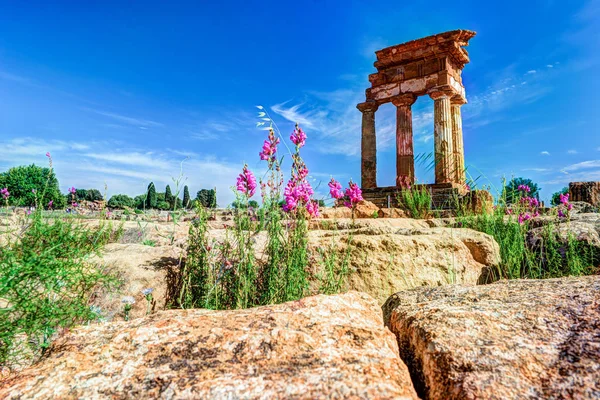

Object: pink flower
[518,184,531,193]
[328,178,344,199]
[344,180,363,208]
[46,152,51,158]
[259,129,280,161]
[68,186,76,195]
[236,165,257,197]
[290,124,307,148]
[48,200,53,208]
[31,189,36,194]
[558,209,566,218]
[306,200,320,218]
[0,188,9,200]
[72,202,79,208]
[518,213,532,224]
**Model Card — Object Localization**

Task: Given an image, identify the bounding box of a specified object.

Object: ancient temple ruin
[358,29,476,208]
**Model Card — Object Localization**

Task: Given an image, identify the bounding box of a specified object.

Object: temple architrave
[357,30,476,208]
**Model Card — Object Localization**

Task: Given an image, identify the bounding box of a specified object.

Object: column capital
[451,96,467,106]
[428,85,456,101]
[391,94,417,107]
[357,101,379,113]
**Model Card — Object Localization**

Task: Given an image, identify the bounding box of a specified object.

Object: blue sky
[1,0,599,205]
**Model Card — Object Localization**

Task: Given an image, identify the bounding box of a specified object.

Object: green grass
[458,211,598,280]
[397,185,432,219]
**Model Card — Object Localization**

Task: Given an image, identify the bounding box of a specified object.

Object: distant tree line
[106,183,217,210]
[0,164,218,212]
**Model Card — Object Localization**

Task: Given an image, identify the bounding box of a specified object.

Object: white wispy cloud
[527,70,537,74]
[81,107,163,128]
[522,167,550,172]
[0,70,32,84]
[567,149,578,154]
[541,151,551,155]
[0,136,243,206]
[561,160,600,172]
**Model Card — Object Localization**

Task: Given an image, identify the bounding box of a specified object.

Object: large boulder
[311,226,500,304]
[1,292,419,399]
[382,276,600,400]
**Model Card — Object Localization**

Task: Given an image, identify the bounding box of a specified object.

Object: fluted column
[451,98,466,184]
[430,91,454,184]
[392,94,417,186]
[357,101,379,189]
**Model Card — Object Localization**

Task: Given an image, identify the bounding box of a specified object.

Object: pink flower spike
[290,124,307,148]
[328,178,344,200]
[46,152,51,158]
[236,164,257,198]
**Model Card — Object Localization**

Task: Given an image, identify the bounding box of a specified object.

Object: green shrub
[157,201,170,210]
[107,194,134,209]
[85,189,104,202]
[0,212,119,367]
[0,164,66,208]
[134,194,147,210]
[397,185,431,219]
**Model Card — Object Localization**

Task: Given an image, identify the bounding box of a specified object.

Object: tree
[85,189,104,202]
[0,164,66,208]
[165,185,173,208]
[146,182,157,209]
[502,177,541,205]
[134,194,147,210]
[75,189,88,202]
[108,194,135,209]
[196,189,217,208]
[183,185,191,209]
[551,187,569,206]
[156,201,170,210]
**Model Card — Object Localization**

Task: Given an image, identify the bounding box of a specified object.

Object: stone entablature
[366,30,475,104]
[357,30,475,189]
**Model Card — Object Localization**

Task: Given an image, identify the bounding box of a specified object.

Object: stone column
[429,91,454,184]
[392,94,417,187]
[357,101,379,189]
[451,98,466,184]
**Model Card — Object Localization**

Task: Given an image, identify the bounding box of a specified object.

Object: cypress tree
[146,182,157,209]
[165,185,173,208]
[183,185,191,209]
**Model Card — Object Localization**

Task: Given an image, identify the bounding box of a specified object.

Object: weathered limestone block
[353,199,382,218]
[570,181,600,207]
[383,276,600,400]
[462,189,493,215]
[311,227,500,304]
[1,292,419,400]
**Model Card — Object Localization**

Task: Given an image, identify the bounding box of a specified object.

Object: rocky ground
[2,277,599,399]
[1,203,599,398]
[89,216,500,320]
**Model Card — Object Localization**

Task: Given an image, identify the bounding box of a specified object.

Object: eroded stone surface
[311,226,499,304]
[1,292,419,400]
[383,276,600,400]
